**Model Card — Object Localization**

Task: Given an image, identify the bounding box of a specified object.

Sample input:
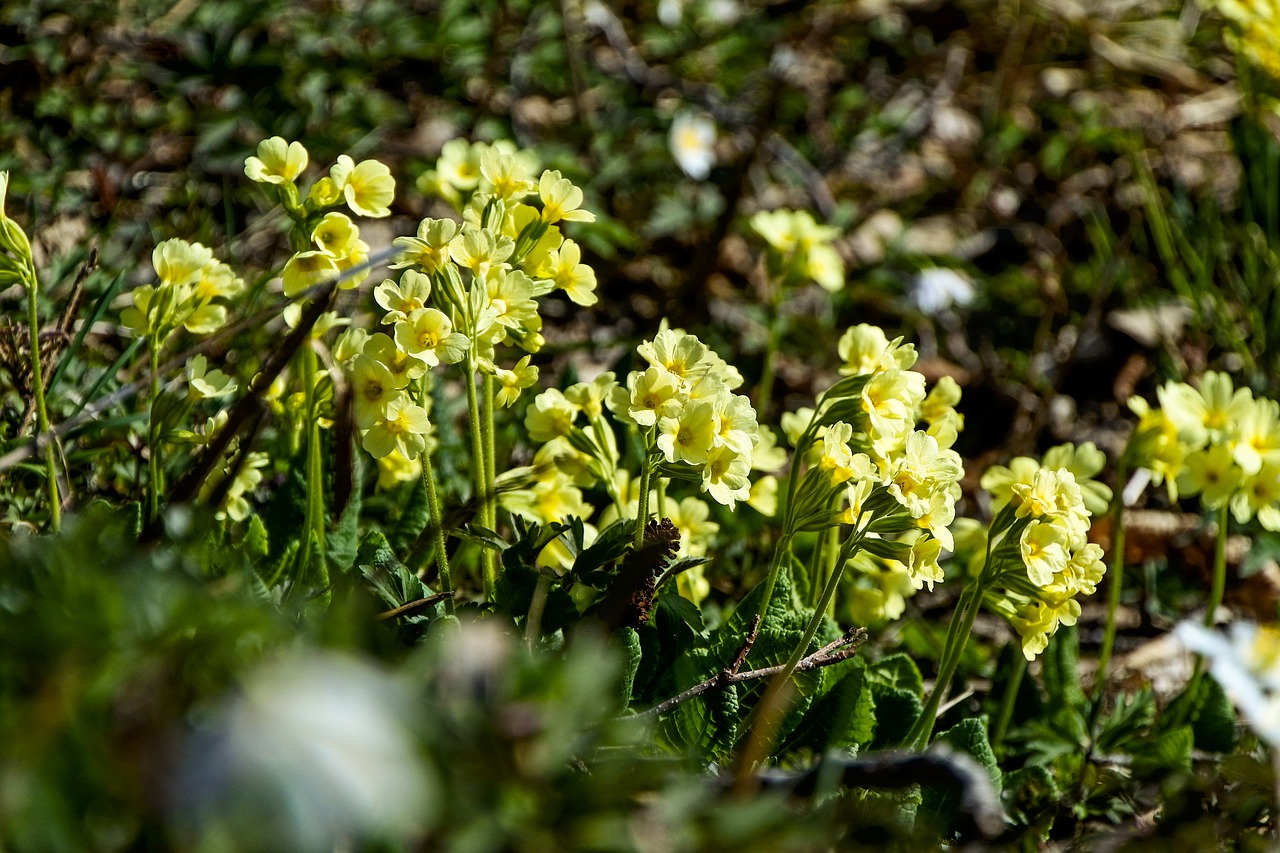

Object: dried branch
[377,592,455,622]
[634,622,867,719]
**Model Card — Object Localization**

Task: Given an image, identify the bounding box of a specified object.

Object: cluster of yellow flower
[1202,0,1280,81]
[973,443,1110,660]
[121,239,244,341]
[778,324,965,617]
[329,138,601,476]
[749,208,844,293]
[1127,372,1280,528]
[242,137,393,298]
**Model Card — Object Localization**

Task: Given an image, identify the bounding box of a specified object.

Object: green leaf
[866,652,924,697]
[782,658,875,754]
[868,686,922,749]
[618,627,642,708]
[388,477,429,553]
[1132,724,1194,775]
[1003,764,1060,824]
[1192,677,1237,753]
[1041,625,1084,710]
[571,518,633,583]
[326,479,362,573]
[356,530,421,609]
[1094,688,1156,754]
[935,717,1002,795]
[242,514,270,565]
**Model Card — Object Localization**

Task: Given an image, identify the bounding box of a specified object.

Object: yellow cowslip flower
[750,425,788,473]
[502,469,592,526]
[1232,397,1280,476]
[374,270,432,325]
[534,436,597,488]
[244,137,308,185]
[192,259,244,302]
[839,478,876,530]
[668,496,719,558]
[638,328,710,386]
[805,242,844,292]
[1127,396,1189,499]
[564,373,617,421]
[862,367,926,455]
[537,170,595,224]
[281,250,339,298]
[392,218,459,275]
[1020,520,1071,587]
[1059,542,1106,597]
[837,324,917,376]
[362,398,431,460]
[525,388,581,442]
[330,155,395,218]
[393,308,468,368]
[349,354,399,429]
[847,559,917,623]
[334,327,370,365]
[493,355,538,408]
[1232,459,1280,530]
[818,422,860,485]
[657,400,717,466]
[507,203,563,274]
[376,447,422,491]
[312,212,360,255]
[905,534,944,591]
[1010,597,1080,661]
[883,430,962,518]
[1179,443,1243,509]
[436,138,483,192]
[154,238,214,287]
[282,304,349,339]
[980,456,1039,508]
[710,392,758,458]
[364,332,426,389]
[480,148,536,200]
[449,227,514,280]
[544,239,597,306]
[920,375,962,423]
[0,171,35,288]
[186,354,237,401]
[701,444,752,508]
[914,490,956,551]
[486,268,540,333]
[617,366,681,427]
[748,475,779,516]
[1158,372,1253,449]
[216,451,270,522]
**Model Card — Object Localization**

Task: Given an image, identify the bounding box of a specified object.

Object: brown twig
[634,621,868,719]
[377,592,455,622]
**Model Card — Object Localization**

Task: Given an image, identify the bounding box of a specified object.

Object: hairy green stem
[909,582,983,749]
[147,344,163,523]
[1176,502,1230,726]
[756,283,783,418]
[421,441,455,616]
[297,344,325,578]
[1092,456,1128,700]
[633,450,655,549]
[27,283,60,532]
[482,374,498,588]
[464,352,494,599]
[992,651,1027,750]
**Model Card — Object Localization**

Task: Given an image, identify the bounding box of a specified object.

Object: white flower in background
[669,113,717,181]
[1175,620,1280,746]
[658,0,684,27]
[912,266,975,315]
[172,652,434,851]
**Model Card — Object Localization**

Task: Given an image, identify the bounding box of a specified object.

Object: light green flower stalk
[386,139,602,599]
[0,172,59,531]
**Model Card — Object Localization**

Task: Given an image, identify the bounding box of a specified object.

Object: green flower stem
[992,651,1027,750]
[751,531,795,626]
[1176,501,1231,726]
[27,282,60,532]
[1092,455,1128,700]
[482,373,498,586]
[633,446,655,549]
[297,343,325,577]
[464,352,494,599]
[908,581,984,750]
[421,442,456,617]
[732,529,861,785]
[146,344,163,523]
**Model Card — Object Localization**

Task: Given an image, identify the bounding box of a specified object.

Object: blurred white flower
[912,267,975,315]
[1175,620,1280,746]
[658,0,684,26]
[173,651,434,851]
[669,113,717,181]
